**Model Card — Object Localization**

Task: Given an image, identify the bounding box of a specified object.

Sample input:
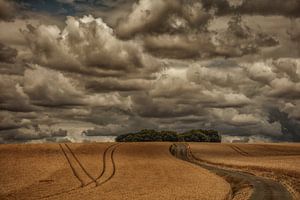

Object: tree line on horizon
[115,129,221,143]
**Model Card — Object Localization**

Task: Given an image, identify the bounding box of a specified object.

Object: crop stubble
[0,142,230,200]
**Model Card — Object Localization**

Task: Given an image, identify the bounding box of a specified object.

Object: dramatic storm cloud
[0,0,300,143]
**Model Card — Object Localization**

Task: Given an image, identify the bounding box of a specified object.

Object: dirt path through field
[171,143,292,200]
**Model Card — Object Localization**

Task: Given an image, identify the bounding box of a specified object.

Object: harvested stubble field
[189,143,300,199]
[0,142,230,200]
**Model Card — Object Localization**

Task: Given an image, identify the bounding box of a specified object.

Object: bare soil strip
[170,143,292,200]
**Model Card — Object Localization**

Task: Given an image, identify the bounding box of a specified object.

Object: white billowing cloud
[267,59,300,98]
[136,65,252,120]
[22,65,132,109]
[117,1,278,59]
[222,135,272,143]
[187,62,246,88]
[282,102,300,120]
[86,92,132,109]
[237,58,300,99]
[227,0,245,8]
[211,108,258,126]
[116,0,174,37]
[245,61,276,84]
[143,33,214,59]
[23,65,85,106]
[212,15,278,57]
[117,0,214,37]
[231,114,258,126]
[23,15,155,75]
[269,77,300,98]
[0,74,34,112]
[210,107,282,136]
[272,58,300,82]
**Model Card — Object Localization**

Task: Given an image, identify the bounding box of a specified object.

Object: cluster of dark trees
[115,129,221,143]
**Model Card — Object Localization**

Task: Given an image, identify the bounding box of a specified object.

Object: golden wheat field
[0,142,230,200]
[189,143,300,199]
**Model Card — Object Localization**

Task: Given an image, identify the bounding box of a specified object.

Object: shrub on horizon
[115,129,221,143]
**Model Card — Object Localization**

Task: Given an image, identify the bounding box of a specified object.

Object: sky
[0,0,300,143]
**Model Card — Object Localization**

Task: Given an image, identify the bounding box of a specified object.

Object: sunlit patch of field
[189,143,300,199]
[0,143,230,200]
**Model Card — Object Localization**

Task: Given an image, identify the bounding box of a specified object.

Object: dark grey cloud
[0,0,16,21]
[202,0,300,17]
[116,0,212,38]
[83,129,118,136]
[0,109,71,143]
[0,43,17,63]
[51,129,68,137]
[0,63,25,75]
[0,127,69,143]
[85,78,150,92]
[0,112,21,131]
[269,108,300,142]
[212,15,279,58]
[132,93,201,118]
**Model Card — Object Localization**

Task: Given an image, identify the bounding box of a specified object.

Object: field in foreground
[0,142,229,200]
[1,142,299,200]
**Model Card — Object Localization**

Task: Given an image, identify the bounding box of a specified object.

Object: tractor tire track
[64,143,97,185]
[95,143,119,181]
[59,144,85,187]
[96,144,120,186]
[229,145,251,157]
[60,143,96,186]
[39,143,121,199]
[39,144,97,199]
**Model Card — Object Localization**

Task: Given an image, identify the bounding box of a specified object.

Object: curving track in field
[39,143,121,199]
[171,143,292,200]
[96,144,119,186]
